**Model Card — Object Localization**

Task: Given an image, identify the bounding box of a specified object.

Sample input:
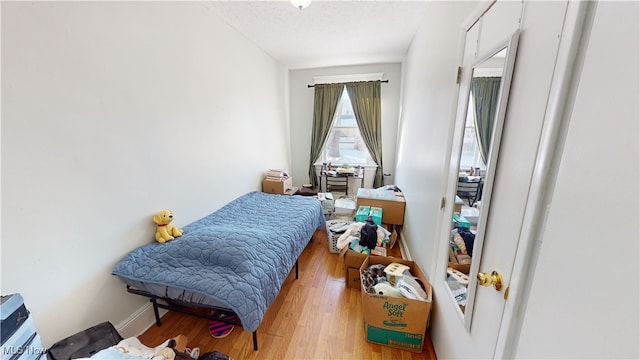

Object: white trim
[398,230,412,261]
[115,302,168,339]
[429,18,470,288]
[494,1,591,358]
[313,162,377,168]
[463,29,521,332]
[312,73,384,85]
[462,0,495,32]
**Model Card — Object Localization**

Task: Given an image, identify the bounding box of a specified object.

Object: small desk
[319,172,364,196]
[356,188,405,225]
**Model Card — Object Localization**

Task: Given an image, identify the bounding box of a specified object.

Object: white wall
[394,1,476,276]
[398,0,639,358]
[515,2,639,358]
[288,63,402,188]
[1,2,289,346]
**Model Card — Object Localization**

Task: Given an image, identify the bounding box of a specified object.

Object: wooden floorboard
[137,230,437,359]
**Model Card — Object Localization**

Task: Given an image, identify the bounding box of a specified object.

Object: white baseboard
[115,303,168,339]
[398,229,412,261]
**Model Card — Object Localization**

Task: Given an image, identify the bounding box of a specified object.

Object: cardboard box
[347,267,362,289]
[340,223,398,290]
[448,262,471,275]
[342,246,395,290]
[389,228,398,249]
[344,247,368,269]
[356,188,405,225]
[360,256,432,353]
[262,177,293,194]
[454,195,464,213]
[341,247,368,290]
[345,249,387,289]
[448,236,471,274]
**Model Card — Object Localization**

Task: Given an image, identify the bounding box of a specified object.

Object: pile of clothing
[79,338,231,360]
[450,227,475,264]
[335,220,391,254]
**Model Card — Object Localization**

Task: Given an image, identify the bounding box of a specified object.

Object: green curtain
[471,77,502,165]
[346,81,383,187]
[308,83,344,188]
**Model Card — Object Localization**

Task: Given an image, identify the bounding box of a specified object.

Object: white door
[431,1,585,358]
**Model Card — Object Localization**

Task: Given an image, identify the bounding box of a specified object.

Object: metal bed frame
[125,260,300,351]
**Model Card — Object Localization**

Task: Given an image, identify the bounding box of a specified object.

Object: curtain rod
[307,80,389,88]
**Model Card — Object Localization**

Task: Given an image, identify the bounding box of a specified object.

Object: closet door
[432,1,583,358]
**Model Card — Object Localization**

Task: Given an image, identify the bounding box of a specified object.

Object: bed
[112,191,325,350]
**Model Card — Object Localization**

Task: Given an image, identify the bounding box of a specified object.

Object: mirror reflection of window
[460,96,483,171]
[470,75,502,167]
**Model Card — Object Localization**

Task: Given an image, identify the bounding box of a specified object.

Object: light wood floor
[138,230,437,359]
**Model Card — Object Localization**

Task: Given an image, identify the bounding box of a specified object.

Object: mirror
[444,30,520,328]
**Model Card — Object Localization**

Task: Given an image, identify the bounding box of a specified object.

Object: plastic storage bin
[334,196,357,217]
[326,220,353,253]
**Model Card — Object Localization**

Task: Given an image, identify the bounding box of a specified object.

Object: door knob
[477,270,503,291]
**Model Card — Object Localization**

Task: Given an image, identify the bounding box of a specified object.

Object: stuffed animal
[153,209,183,243]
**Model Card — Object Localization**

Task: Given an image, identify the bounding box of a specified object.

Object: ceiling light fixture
[290,0,312,10]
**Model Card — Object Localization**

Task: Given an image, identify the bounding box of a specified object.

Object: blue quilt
[112,191,325,332]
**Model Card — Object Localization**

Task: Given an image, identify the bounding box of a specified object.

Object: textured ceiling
[203,1,431,69]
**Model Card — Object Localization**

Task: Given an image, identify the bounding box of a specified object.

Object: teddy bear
[153,209,183,243]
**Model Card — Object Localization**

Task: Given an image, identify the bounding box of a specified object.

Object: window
[459,93,484,171]
[318,87,375,165]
